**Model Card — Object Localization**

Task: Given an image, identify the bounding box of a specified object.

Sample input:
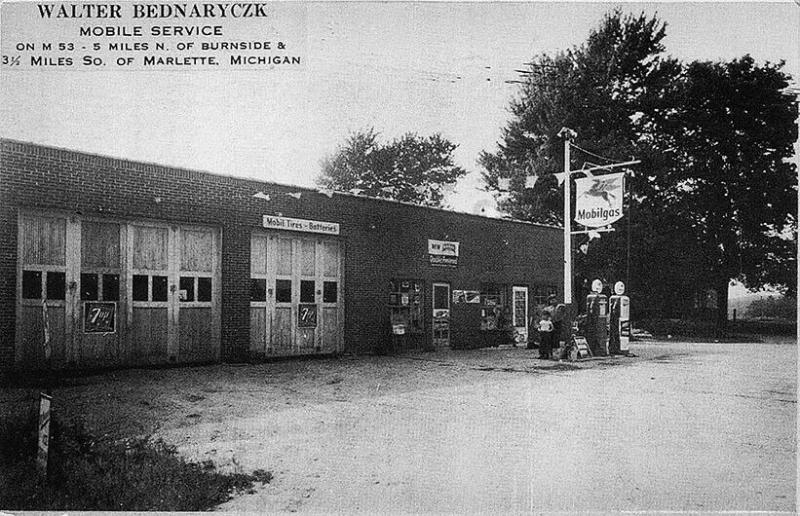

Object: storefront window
[480,283,507,331]
[389,279,423,333]
[533,285,557,307]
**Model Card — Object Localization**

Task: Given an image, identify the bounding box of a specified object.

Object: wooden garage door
[250,232,343,356]
[15,213,220,370]
[128,223,220,365]
[16,213,68,368]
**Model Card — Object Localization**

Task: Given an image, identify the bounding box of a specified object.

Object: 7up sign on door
[574,172,625,228]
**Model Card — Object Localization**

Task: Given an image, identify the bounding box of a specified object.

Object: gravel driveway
[173,341,795,512]
[3,339,795,512]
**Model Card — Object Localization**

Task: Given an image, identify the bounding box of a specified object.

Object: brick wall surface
[0,139,563,371]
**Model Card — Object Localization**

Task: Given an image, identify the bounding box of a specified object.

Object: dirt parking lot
[3,338,796,512]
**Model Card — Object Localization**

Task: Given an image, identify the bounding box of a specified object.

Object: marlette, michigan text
[37,3,270,19]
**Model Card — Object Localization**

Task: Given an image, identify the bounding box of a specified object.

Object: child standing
[537,311,554,359]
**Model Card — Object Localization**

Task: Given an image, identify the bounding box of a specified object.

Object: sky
[1,1,798,216]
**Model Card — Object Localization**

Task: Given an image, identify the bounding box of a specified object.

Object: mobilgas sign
[574,173,625,228]
[428,239,459,267]
[263,215,340,235]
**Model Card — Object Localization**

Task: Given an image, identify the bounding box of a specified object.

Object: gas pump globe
[585,279,609,356]
[609,281,630,355]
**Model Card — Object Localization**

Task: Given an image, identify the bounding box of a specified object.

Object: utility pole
[557,127,576,305]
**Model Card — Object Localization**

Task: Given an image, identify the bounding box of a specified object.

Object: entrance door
[250,232,342,356]
[512,286,529,346]
[432,282,450,347]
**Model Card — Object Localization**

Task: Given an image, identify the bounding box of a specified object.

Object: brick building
[0,139,563,373]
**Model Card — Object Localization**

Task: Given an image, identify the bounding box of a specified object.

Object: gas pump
[585,279,609,356]
[609,281,630,355]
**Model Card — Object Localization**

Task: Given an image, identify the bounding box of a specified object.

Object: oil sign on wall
[428,239,459,267]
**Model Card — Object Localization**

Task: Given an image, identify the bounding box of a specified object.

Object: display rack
[388,279,423,337]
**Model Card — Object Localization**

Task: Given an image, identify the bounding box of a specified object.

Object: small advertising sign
[84,302,116,333]
[263,215,340,235]
[428,239,459,267]
[465,291,481,303]
[298,303,317,327]
[428,239,459,256]
[574,173,624,228]
[453,290,481,304]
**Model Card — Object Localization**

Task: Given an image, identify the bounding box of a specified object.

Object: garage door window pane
[197,277,212,302]
[152,275,168,302]
[22,270,41,299]
[179,276,195,302]
[300,280,315,302]
[80,273,99,301]
[103,274,120,301]
[276,279,292,303]
[46,271,66,300]
[323,281,337,303]
[133,275,148,301]
[250,278,266,302]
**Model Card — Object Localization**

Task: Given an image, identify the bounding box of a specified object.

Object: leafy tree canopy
[480,9,798,328]
[317,129,467,207]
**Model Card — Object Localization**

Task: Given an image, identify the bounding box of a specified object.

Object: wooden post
[37,393,52,478]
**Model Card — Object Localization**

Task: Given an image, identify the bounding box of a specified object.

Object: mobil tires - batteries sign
[574,172,625,228]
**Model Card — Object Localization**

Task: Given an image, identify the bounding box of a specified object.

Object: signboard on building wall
[453,290,480,304]
[428,239,459,267]
[83,302,116,333]
[263,215,340,235]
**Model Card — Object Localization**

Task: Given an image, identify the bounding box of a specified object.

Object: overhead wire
[570,143,619,164]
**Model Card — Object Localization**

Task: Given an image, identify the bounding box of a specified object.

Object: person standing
[543,295,565,355]
[537,311,554,359]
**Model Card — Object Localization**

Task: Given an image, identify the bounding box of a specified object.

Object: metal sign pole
[561,129,574,305]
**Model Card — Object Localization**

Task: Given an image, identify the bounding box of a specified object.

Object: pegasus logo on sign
[574,173,624,228]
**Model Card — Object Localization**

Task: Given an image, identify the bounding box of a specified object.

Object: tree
[481,10,798,334]
[648,56,798,331]
[479,10,685,307]
[318,129,467,207]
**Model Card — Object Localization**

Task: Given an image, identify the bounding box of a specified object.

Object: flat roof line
[0,137,561,230]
